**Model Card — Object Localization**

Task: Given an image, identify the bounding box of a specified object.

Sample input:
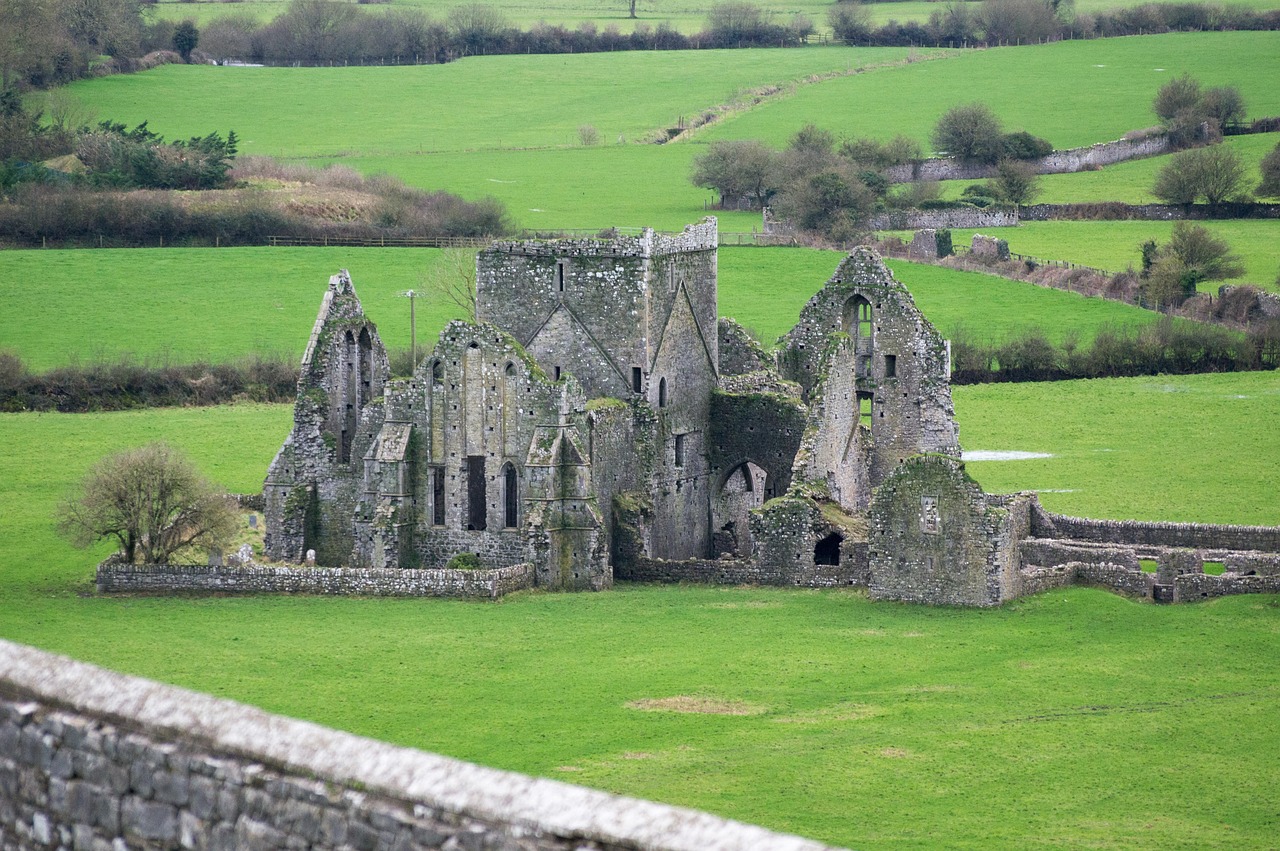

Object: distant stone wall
[0,639,843,851]
[1030,508,1280,553]
[621,548,868,589]
[868,208,1018,231]
[95,561,534,600]
[883,133,1173,184]
[1019,202,1280,222]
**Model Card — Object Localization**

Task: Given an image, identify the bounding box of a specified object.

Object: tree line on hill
[3,0,1279,91]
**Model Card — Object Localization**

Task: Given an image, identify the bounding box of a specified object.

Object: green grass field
[65,33,1280,216]
[0,370,1277,848]
[947,220,1280,288]
[0,246,1170,368]
[934,132,1280,205]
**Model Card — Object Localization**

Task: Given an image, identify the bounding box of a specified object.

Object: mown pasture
[0,369,1277,848]
[0,246,1172,369]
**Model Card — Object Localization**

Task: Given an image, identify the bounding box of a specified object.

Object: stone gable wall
[0,640,844,851]
[95,562,535,599]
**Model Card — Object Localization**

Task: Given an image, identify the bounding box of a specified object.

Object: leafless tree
[58,443,238,564]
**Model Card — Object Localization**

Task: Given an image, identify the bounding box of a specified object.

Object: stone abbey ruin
[153,217,1277,607]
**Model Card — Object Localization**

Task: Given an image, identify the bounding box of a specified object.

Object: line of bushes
[0,164,510,248]
[949,317,1278,384]
[0,351,298,413]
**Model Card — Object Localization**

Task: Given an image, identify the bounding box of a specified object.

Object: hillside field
[0,246,1173,369]
[0,369,1278,848]
[59,32,1280,287]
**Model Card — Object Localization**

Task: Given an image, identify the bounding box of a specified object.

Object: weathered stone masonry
[0,639,845,851]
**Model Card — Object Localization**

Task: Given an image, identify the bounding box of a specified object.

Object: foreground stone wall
[95,562,535,600]
[0,640,843,851]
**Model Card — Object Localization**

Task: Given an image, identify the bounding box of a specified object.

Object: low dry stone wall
[96,562,535,600]
[1019,539,1141,571]
[1174,572,1280,601]
[883,134,1173,184]
[1019,562,1155,599]
[0,640,843,851]
[1030,509,1280,553]
[622,549,868,588]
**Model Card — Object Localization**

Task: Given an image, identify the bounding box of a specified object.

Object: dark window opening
[431,466,445,526]
[431,360,443,386]
[553,365,562,381]
[557,261,566,292]
[814,532,843,566]
[858,391,873,421]
[884,354,897,378]
[674,434,685,467]
[503,463,518,528]
[340,428,351,462]
[632,367,643,393]
[466,456,486,530]
[658,377,668,408]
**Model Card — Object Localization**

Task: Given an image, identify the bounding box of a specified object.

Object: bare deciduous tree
[58,443,238,564]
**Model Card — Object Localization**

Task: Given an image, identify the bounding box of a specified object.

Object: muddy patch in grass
[775,702,881,723]
[626,696,767,716]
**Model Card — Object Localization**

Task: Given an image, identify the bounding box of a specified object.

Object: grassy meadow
[947,219,1280,287]
[0,246,1172,368]
[61,32,1280,286]
[1,370,1278,848]
[5,24,1278,848]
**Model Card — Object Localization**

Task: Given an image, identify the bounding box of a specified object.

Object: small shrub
[446,552,483,570]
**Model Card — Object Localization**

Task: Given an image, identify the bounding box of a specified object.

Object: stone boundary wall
[1019,539,1141,571]
[1030,509,1280,553]
[95,562,535,600]
[868,208,1018,231]
[1021,202,1280,222]
[1019,562,1155,599]
[1224,552,1280,575]
[621,550,869,589]
[0,639,843,851]
[883,134,1172,184]
[1174,571,1280,601]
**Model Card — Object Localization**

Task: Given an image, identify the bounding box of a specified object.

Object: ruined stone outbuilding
[258,219,1280,606]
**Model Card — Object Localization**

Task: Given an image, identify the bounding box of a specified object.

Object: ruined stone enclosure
[257,219,1280,606]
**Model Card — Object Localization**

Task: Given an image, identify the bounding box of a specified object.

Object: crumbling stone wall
[781,249,960,512]
[0,640,845,851]
[1019,539,1142,571]
[868,208,1019,231]
[265,271,389,567]
[717,318,771,376]
[969,234,1010,262]
[869,456,1020,607]
[749,496,869,588]
[906,228,952,259]
[622,549,868,588]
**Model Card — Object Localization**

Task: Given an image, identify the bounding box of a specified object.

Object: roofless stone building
[241,219,1280,607]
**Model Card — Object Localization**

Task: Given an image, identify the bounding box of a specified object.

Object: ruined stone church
[262,218,1280,607]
